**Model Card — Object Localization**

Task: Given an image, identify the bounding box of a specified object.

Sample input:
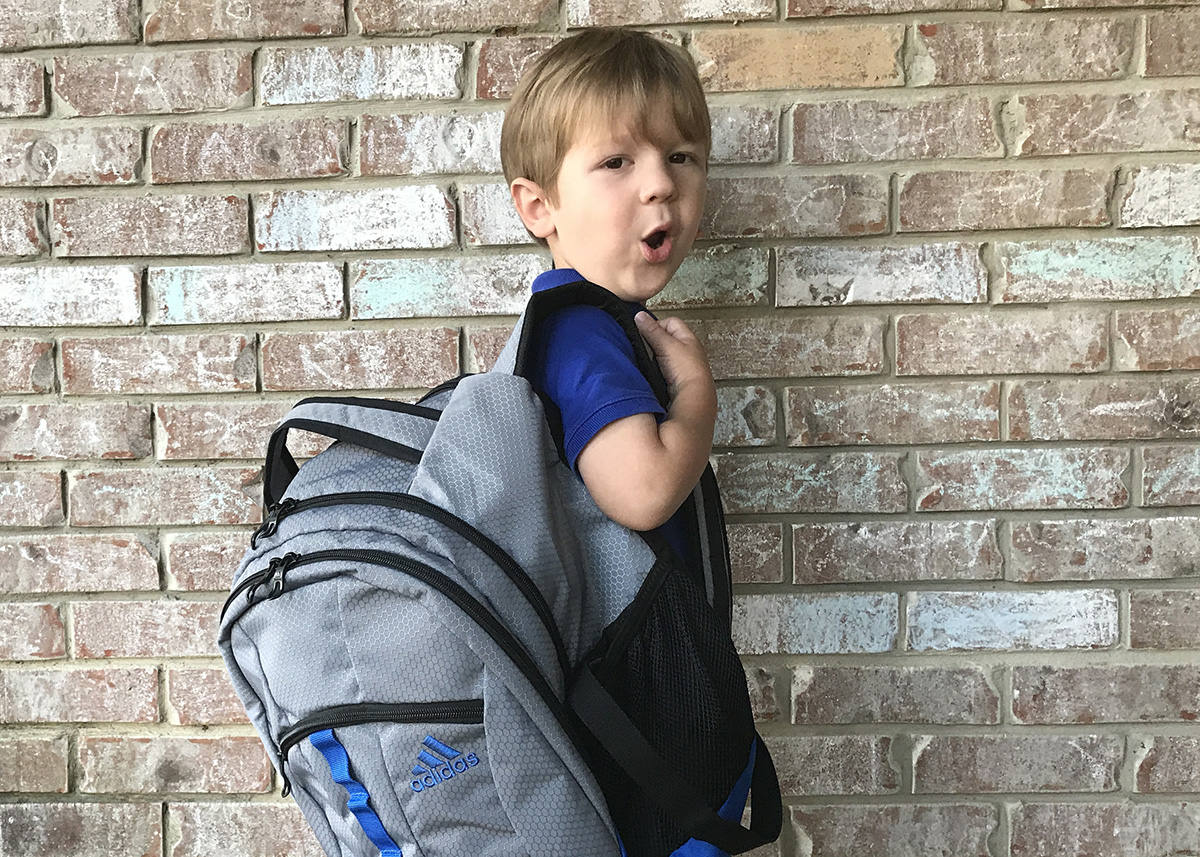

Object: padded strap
[263,397,438,508]
[309,729,403,857]
[570,666,782,854]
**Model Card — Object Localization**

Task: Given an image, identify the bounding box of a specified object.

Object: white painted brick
[260,44,462,105]
[709,105,778,165]
[0,127,141,186]
[653,245,768,309]
[568,0,774,26]
[733,593,898,654]
[0,198,45,256]
[714,386,776,447]
[999,237,1200,302]
[908,590,1118,651]
[461,181,533,247]
[0,266,140,326]
[778,243,987,306]
[149,263,344,324]
[351,253,542,318]
[362,110,503,176]
[1119,164,1200,228]
[255,187,455,252]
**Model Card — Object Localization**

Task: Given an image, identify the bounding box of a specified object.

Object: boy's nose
[640,161,675,203]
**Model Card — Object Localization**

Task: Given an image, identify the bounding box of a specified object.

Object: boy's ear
[509,178,557,240]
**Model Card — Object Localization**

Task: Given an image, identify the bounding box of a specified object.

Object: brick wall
[0,0,1198,854]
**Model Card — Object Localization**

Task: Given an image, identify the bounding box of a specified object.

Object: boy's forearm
[656,373,718,493]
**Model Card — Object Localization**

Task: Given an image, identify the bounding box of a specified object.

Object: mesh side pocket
[580,564,756,857]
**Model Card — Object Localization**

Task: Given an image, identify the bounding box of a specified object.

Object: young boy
[501,27,752,857]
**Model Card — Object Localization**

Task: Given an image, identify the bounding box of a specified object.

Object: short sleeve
[532,305,665,470]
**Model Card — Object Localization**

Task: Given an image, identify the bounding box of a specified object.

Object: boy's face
[522,103,707,304]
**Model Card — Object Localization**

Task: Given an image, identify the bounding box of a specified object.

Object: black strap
[569,666,782,854]
[263,417,422,508]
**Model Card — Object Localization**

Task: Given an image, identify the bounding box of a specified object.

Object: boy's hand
[633,311,713,395]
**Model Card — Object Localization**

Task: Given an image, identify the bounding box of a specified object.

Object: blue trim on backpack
[310,728,404,857]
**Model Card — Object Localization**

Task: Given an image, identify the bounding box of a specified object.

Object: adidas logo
[409,735,480,792]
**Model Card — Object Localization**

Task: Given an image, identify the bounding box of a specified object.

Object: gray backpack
[218,282,781,857]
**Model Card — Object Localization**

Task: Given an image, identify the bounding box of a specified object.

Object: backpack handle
[262,397,439,508]
[569,665,783,854]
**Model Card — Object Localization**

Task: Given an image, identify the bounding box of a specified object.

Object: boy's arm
[575,312,717,532]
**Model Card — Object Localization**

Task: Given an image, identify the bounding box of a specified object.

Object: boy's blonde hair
[501,28,711,210]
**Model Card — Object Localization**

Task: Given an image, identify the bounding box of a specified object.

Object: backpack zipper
[276,699,484,797]
[244,491,570,682]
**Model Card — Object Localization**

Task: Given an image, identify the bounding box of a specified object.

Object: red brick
[1018,90,1200,157]
[0,0,136,49]
[899,169,1113,231]
[998,236,1200,302]
[0,338,53,393]
[476,36,560,100]
[570,0,772,25]
[255,187,455,252]
[1014,664,1200,723]
[75,601,220,658]
[169,668,248,725]
[896,310,1108,375]
[1138,737,1200,792]
[710,106,779,165]
[1010,378,1200,441]
[735,593,897,654]
[460,181,534,246]
[54,195,249,257]
[729,523,784,584]
[704,175,889,238]
[693,316,885,380]
[262,328,459,391]
[0,57,46,117]
[358,0,554,32]
[714,386,776,448]
[0,534,159,593]
[691,27,905,92]
[767,736,898,795]
[0,198,45,256]
[908,590,1118,650]
[915,735,1121,793]
[1132,590,1200,648]
[745,665,783,722]
[0,604,65,660]
[1011,518,1200,582]
[793,805,995,857]
[0,737,68,792]
[361,111,502,176]
[914,19,1134,85]
[1118,164,1200,227]
[794,665,999,724]
[0,403,150,461]
[714,451,907,513]
[1144,446,1200,507]
[0,803,161,857]
[145,0,343,41]
[654,246,770,310]
[787,381,999,445]
[158,402,292,460]
[1116,309,1200,371]
[915,448,1128,511]
[80,736,270,793]
[54,50,252,117]
[0,472,63,527]
[151,118,345,183]
[351,255,538,319]
[794,520,1001,584]
[169,803,324,857]
[1147,13,1200,77]
[0,127,140,187]
[0,667,157,723]
[166,532,249,591]
[62,334,254,395]
[150,262,344,325]
[794,95,1000,164]
[260,44,462,105]
[70,468,260,527]
[466,325,512,373]
[1012,802,1200,857]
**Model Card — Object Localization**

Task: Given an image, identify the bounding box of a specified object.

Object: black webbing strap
[569,666,782,854]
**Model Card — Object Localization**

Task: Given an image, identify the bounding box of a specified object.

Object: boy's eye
[603,157,625,169]
[669,152,695,164]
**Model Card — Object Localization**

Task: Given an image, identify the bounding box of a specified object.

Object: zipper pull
[248,552,301,602]
[251,498,297,549]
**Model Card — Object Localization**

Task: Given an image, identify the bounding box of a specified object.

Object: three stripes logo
[410,735,480,793]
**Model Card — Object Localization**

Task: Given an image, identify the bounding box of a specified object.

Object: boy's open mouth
[644,230,667,250]
[641,229,672,263]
